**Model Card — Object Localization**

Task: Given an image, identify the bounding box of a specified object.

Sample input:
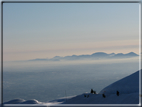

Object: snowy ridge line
[1,69,141,106]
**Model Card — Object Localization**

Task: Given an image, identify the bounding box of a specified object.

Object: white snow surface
[3,70,141,106]
[99,70,139,95]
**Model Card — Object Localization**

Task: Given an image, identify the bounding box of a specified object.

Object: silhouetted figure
[84,95,86,97]
[93,91,96,94]
[90,89,94,93]
[87,95,89,98]
[116,91,119,96]
[102,94,106,98]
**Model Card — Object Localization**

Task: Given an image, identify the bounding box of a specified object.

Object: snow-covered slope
[3,70,140,105]
[99,70,139,95]
[61,70,140,104]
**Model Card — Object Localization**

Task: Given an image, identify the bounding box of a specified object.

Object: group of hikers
[102,90,119,98]
[84,89,120,98]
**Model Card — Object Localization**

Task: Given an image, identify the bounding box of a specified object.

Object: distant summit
[91,52,108,57]
[113,52,138,58]
[125,52,138,56]
[29,52,138,61]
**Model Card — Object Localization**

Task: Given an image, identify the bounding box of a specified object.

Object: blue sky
[3,2,139,61]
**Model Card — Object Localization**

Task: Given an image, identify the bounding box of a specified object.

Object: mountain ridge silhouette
[29,52,138,61]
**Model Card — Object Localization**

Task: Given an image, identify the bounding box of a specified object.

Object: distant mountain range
[29,52,139,61]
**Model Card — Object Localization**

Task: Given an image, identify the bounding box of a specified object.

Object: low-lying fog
[3,57,139,102]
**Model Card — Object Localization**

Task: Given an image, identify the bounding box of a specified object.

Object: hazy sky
[3,2,139,61]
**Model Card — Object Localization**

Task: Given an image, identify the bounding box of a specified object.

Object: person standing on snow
[116,91,119,96]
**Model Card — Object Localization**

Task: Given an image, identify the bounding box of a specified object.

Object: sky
[3,1,140,61]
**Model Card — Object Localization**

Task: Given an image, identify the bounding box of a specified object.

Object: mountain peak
[126,52,139,56]
[91,52,108,56]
